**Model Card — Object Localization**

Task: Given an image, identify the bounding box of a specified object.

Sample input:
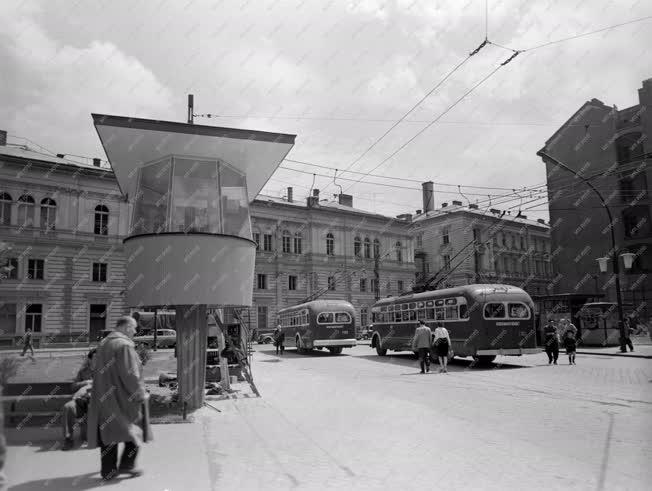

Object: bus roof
[373,284,531,307]
[278,299,355,314]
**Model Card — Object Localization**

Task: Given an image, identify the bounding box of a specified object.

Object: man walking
[87,316,151,481]
[544,318,560,365]
[411,320,432,374]
[20,328,34,357]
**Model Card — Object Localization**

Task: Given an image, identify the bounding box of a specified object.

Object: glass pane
[171,158,219,233]
[220,162,251,239]
[133,159,171,234]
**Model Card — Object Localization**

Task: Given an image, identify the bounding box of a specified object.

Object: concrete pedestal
[176,305,208,411]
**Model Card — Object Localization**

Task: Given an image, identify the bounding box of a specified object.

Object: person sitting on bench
[62,349,96,450]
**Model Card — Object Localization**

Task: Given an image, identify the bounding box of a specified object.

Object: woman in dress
[433,322,452,373]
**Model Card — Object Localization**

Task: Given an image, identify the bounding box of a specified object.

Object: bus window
[335,312,351,323]
[426,300,434,307]
[508,303,530,319]
[408,302,416,309]
[381,306,387,312]
[459,304,469,319]
[401,304,408,311]
[388,305,393,312]
[445,306,458,320]
[435,308,445,320]
[417,302,424,308]
[395,311,402,323]
[445,298,457,305]
[409,310,417,321]
[426,308,435,320]
[317,312,334,324]
[435,299,444,307]
[417,309,426,320]
[402,311,410,321]
[484,303,506,318]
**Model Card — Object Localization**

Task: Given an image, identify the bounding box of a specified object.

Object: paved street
[5,345,652,490]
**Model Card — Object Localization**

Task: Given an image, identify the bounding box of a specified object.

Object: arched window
[293,232,303,254]
[354,236,361,257]
[17,195,35,228]
[326,233,335,256]
[282,230,291,253]
[94,205,109,235]
[373,239,380,258]
[0,192,12,225]
[363,237,371,258]
[395,241,403,262]
[40,198,57,230]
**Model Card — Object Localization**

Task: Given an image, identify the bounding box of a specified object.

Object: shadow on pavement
[256,348,347,358]
[355,353,528,372]
[7,472,133,490]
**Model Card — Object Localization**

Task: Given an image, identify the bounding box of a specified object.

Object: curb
[576,351,652,359]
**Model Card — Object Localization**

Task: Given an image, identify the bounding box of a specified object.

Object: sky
[1,0,651,220]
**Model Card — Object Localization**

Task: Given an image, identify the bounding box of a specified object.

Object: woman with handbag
[433,322,451,373]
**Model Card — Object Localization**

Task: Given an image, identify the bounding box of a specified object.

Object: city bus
[369,284,538,363]
[278,300,357,354]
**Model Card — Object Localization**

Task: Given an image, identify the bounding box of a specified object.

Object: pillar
[176,304,207,411]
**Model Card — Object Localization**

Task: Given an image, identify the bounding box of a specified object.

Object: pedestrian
[544,318,560,365]
[20,328,34,357]
[87,316,151,481]
[623,319,634,352]
[62,349,96,450]
[411,320,432,374]
[433,322,452,373]
[273,324,285,355]
[561,319,577,365]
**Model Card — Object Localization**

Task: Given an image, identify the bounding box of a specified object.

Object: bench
[2,382,76,427]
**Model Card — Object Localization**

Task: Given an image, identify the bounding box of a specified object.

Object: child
[563,327,577,365]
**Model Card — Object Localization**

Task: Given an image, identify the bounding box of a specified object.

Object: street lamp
[537,150,630,353]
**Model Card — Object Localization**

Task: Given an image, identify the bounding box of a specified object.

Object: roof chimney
[452,200,462,206]
[312,188,319,198]
[422,181,434,213]
[338,193,353,207]
[519,214,527,219]
[287,187,293,203]
[56,153,65,159]
[537,218,546,224]
[441,202,448,208]
[93,158,102,168]
[416,209,422,215]
[396,213,412,222]
[0,130,6,146]
[490,208,500,215]
[469,204,478,209]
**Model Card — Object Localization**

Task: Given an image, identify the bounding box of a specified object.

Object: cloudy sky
[2,0,651,219]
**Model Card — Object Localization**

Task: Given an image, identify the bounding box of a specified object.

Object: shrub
[0,356,21,388]
[137,343,152,366]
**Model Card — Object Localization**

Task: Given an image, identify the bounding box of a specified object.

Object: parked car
[257,333,275,344]
[133,329,177,349]
[357,326,373,340]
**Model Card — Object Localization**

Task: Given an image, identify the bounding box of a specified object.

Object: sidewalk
[576,344,652,359]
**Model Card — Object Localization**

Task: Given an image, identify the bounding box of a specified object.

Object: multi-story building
[0,134,415,343]
[538,78,652,318]
[0,134,129,347]
[411,182,553,296]
[250,189,415,332]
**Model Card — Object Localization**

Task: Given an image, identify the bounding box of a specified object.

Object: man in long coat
[87,316,151,481]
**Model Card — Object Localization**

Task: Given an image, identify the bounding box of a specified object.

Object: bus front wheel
[328,347,343,355]
[473,355,496,365]
[375,339,387,356]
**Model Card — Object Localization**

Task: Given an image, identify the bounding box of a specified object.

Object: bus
[369,284,538,363]
[278,300,357,354]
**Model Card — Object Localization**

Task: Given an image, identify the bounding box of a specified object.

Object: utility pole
[187,94,194,124]
[374,253,380,301]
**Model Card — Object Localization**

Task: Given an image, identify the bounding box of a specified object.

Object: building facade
[250,190,415,333]
[0,139,130,347]
[0,137,415,343]
[539,78,652,319]
[411,183,553,296]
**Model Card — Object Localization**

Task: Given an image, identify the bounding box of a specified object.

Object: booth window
[132,158,171,234]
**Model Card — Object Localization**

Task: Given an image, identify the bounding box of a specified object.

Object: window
[620,172,648,203]
[282,231,291,253]
[317,312,334,324]
[94,205,109,235]
[442,228,449,245]
[520,236,525,250]
[0,192,12,225]
[360,306,368,326]
[508,303,530,319]
[253,232,260,250]
[494,256,500,273]
[0,303,17,335]
[293,232,302,254]
[360,278,367,292]
[288,275,297,291]
[257,273,267,289]
[443,255,451,270]
[364,238,371,258]
[623,206,651,238]
[328,276,336,290]
[27,259,44,280]
[373,239,380,258]
[92,262,107,282]
[616,132,644,164]
[2,258,18,280]
[521,260,528,275]
[17,195,35,228]
[263,234,273,251]
[326,233,335,255]
[395,241,402,262]
[354,236,361,257]
[371,278,378,294]
[40,198,57,230]
[416,234,423,248]
[335,312,351,323]
[397,280,404,292]
[484,303,506,319]
[25,304,43,332]
[503,257,510,273]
